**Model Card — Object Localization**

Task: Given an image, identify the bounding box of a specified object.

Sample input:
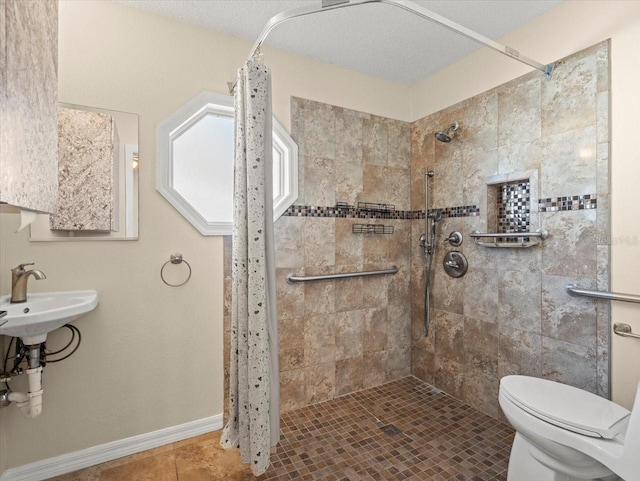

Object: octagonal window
[156,92,298,235]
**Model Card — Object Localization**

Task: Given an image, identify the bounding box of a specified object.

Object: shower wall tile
[387,120,411,168]
[434,310,464,364]
[335,107,364,164]
[273,98,411,411]
[363,116,388,165]
[498,139,542,175]
[498,77,541,146]
[498,326,542,378]
[541,274,597,348]
[274,216,305,268]
[409,41,609,418]
[335,358,364,396]
[335,310,363,360]
[541,209,597,278]
[498,270,542,334]
[464,317,498,378]
[541,337,597,394]
[541,52,597,137]
[541,125,597,199]
[462,268,499,323]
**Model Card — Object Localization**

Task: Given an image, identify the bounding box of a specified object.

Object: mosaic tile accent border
[539,194,597,212]
[282,204,480,219]
[498,181,530,234]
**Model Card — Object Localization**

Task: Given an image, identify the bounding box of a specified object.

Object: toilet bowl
[499,375,640,481]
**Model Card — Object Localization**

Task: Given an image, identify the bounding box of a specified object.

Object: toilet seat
[500,376,630,439]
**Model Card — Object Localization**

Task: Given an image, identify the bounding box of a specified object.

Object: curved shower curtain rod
[231,0,554,91]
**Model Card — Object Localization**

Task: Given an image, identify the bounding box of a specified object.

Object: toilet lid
[500,375,630,439]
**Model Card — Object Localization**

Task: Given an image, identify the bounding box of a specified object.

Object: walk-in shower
[419,122,462,336]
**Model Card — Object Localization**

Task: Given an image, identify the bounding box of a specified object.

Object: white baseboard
[0,414,223,481]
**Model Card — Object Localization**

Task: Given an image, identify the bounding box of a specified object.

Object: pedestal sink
[0,290,99,345]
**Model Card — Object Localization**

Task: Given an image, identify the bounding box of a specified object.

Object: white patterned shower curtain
[220,58,280,476]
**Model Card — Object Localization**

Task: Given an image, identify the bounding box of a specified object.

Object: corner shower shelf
[470,229,549,248]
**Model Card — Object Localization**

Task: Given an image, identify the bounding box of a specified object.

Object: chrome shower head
[434,122,459,143]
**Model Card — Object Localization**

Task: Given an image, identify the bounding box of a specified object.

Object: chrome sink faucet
[11,263,46,303]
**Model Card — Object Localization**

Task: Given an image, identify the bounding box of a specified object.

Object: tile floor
[48,377,514,481]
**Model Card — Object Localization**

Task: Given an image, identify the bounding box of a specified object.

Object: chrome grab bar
[614,323,640,339]
[286,266,398,284]
[565,284,640,304]
[470,230,549,239]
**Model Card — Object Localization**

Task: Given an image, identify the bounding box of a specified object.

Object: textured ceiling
[118,0,562,85]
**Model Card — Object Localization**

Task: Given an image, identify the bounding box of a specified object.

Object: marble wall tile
[462,148,498,208]
[464,318,498,378]
[362,266,390,309]
[274,216,305,268]
[304,313,336,365]
[541,53,597,137]
[498,326,542,378]
[596,142,610,196]
[334,270,364,312]
[412,347,435,384]
[388,120,411,169]
[363,307,388,353]
[302,100,336,159]
[363,116,388,165]
[432,144,463,208]
[387,302,411,352]
[458,92,498,153]
[335,358,364,396]
[498,77,541,146]
[276,268,304,320]
[596,91,609,143]
[362,226,389,264]
[498,270,542,334]
[434,310,464,364]
[280,347,305,372]
[434,357,464,400]
[542,337,597,393]
[498,139,542,175]
[596,41,610,93]
[335,310,364,360]
[304,217,335,267]
[541,209,597,278]
[335,107,364,164]
[304,268,335,315]
[541,125,597,199]
[280,369,306,412]
[462,268,499,324]
[463,369,499,418]
[279,317,305,350]
[596,194,610,245]
[386,347,411,380]
[334,159,363,206]
[305,361,336,404]
[304,156,335,206]
[541,274,597,348]
[597,346,609,399]
[363,351,388,388]
[335,218,363,265]
[362,165,410,210]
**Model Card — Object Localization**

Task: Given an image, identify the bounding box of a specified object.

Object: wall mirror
[156,91,298,236]
[30,103,139,241]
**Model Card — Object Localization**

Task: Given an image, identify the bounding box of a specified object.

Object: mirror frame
[156,91,298,236]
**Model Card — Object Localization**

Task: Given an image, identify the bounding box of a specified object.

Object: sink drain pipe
[6,366,43,418]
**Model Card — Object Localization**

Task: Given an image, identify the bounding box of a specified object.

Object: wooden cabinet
[0,0,58,213]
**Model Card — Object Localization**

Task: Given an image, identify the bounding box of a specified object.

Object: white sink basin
[0,290,98,345]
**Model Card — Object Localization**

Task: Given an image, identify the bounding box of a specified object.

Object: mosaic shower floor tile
[48,377,513,480]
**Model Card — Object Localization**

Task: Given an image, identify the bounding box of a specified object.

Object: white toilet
[499,375,640,481]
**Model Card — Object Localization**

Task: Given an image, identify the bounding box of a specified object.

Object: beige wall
[410,0,640,410]
[0,0,411,473]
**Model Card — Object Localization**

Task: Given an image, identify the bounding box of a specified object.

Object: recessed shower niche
[472,170,548,248]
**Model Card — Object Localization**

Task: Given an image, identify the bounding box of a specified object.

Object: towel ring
[161,253,192,287]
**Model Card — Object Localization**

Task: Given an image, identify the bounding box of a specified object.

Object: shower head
[434,122,459,143]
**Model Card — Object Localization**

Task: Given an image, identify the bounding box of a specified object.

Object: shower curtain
[220,58,280,476]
